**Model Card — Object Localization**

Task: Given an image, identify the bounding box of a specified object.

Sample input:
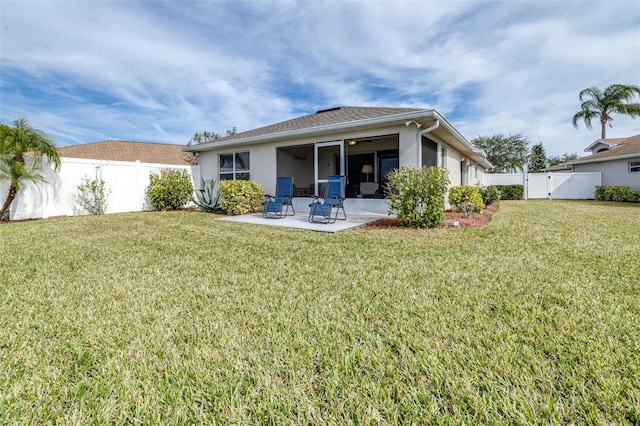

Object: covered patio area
[217,210,387,233]
[217,195,390,233]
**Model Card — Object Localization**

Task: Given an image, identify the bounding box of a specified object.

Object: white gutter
[415,119,440,165]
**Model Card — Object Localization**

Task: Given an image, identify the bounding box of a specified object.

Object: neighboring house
[547,134,640,190]
[184,106,492,213]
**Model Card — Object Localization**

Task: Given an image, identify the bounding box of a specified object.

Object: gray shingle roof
[571,134,640,163]
[202,106,426,145]
[547,134,640,170]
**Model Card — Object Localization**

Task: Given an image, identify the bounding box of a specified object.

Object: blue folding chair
[263,176,295,218]
[308,175,347,223]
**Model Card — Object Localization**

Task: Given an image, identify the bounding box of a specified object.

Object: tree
[187,128,237,146]
[548,153,579,167]
[184,128,238,165]
[572,84,640,139]
[471,133,530,173]
[528,143,548,173]
[0,118,60,221]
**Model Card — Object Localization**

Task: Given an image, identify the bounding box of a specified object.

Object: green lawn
[0,200,638,424]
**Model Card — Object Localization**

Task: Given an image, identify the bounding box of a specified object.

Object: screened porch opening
[276,134,399,199]
[344,134,398,199]
[276,144,315,196]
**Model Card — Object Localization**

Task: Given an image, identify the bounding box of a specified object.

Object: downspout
[415,119,440,167]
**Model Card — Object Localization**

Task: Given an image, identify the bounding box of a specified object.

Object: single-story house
[547,134,640,190]
[184,106,492,213]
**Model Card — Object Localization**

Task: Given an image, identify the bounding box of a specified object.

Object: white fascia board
[583,139,612,152]
[569,153,640,165]
[183,110,436,152]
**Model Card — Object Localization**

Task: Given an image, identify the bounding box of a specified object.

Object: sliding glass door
[314,140,344,196]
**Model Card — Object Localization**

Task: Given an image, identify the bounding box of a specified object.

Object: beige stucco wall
[195,123,480,196]
[572,157,640,190]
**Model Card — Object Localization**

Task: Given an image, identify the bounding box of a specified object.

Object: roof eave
[583,139,609,152]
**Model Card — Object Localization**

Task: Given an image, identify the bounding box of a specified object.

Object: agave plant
[191,178,221,212]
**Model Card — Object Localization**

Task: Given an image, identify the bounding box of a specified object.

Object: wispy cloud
[1,0,638,154]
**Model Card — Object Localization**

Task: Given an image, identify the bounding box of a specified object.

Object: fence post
[524,173,528,200]
[135,160,141,210]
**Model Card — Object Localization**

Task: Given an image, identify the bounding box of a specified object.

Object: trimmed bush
[146,169,194,211]
[633,190,640,203]
[594,185,635,202]
[448,186,483,217]
[219,180,264,215]
[385,166,450,228]
[478,185,501,206]
[495,184,524,200]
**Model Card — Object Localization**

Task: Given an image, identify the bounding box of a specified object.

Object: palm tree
[572,84,640,139]
[0,118,61,220]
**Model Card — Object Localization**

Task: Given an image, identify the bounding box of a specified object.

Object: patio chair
[308,175,347,223]
[263,176,295,218]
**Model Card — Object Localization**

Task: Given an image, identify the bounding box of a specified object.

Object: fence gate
[526,174,549,199]
[481,172,601,200]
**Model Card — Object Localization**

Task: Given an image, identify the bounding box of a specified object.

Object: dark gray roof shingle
[204,106,426,144]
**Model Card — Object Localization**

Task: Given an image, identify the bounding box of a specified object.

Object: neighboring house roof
[570,134,640,164]
[547,134,640,171]
[184,105,492,168]
[58,140,192,165]
[545,162,573,172]
[583,136,636,153]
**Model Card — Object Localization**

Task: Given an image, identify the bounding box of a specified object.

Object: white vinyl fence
[0,157,199,221]
[482,172,601,200]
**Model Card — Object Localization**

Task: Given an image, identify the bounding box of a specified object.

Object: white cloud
[1,0,638,155]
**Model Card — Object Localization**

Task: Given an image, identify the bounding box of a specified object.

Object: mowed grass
[0,200,638,425]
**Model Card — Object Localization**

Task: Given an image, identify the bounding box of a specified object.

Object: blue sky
[1,0,639,156]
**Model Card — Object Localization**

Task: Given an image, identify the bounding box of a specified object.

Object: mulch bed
[359,202,499,230]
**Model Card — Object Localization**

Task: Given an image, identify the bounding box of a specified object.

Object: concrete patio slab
[217,212,387,233]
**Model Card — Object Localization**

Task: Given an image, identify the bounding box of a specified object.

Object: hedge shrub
[478,185,501,205]
[448,186,483,217]
[146,169,194,211]
[495,184,524,200]
[594,185,635,202]
[219,180,264,215]
[385,166,450,228]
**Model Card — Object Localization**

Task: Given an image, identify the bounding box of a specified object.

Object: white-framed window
[220,151,250,180]
[629,161,640,173]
